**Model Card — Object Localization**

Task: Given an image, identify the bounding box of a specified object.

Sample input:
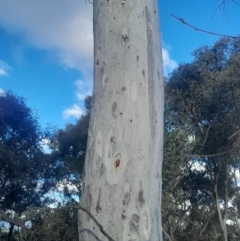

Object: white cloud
[0,88,6,96]
[0,60,11,76]
[75,79,92,100]
[56,180,78,193]
[0,0,93,76]
[0,2,177,79]
[62,80,92,120]
[40,138,51,154]
[162,48,178,76]
[63,104,84,119]
[0,68,8,76]
[190,161,206,172]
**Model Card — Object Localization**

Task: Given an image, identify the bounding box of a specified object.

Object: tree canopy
[0,92,91,240]
[0,92,55,239]
[0,92,49,212]
[49,96,91,201]
[163,37,240,241]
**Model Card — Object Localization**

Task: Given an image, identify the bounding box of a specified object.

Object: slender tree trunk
[8,224,14,241]
[214,160,227,241]
[79,0,164,240]
[223,162,229,241]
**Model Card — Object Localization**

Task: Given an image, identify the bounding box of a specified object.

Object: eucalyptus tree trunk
[79,0,164,240]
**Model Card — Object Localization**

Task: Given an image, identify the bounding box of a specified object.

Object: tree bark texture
[79,1,164,240]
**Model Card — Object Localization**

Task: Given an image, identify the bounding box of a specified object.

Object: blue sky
[0,0,239,129]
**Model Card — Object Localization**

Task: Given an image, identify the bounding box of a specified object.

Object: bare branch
[0,205,115,241]
[184,148,236,158]
[0,210,28,230]
[164,171,188,200]
[209,0,227,22]
[228,129,240,140]
[85,0,93,4]
[171,14,240,39]
[232,0,240,5]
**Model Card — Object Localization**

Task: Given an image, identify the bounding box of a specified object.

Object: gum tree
[79,0,164,240]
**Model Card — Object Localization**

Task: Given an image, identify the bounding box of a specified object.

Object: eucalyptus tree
[79,1,164,240]
[163,37,240,241]
[0,91,53,240]
[49,97,91,201]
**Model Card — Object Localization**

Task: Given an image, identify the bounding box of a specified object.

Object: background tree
[0,92,92,240]
[0,91,60,240]
[49,96,91,202]
[163,37,240,241]
[29,205,78,241]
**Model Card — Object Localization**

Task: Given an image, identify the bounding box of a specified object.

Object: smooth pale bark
[79,1,164,240]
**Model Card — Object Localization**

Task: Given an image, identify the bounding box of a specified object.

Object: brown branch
[0,205,115,241]
[228,129,240,140]
[198,210,214,240]
[171,14,240,39]
[185,148,236,158]
[214,161,228,240]
[0,210,28,230]
[162,226,174,241]
[164,171,188,200]
[201,124,211,148]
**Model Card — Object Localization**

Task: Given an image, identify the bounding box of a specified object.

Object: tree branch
[162,225,174,241]
[232,0,240,5]
[228,129,240,140]
[0,205,115,241]
[85,0,93,4]
[0,210,28,231]
[214,160,228,241]
[185,148,236,158]
[171,14,240,39]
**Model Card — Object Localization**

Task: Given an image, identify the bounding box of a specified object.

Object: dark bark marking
[123,192,130,206]
[85,185,92,221]
[145,6,157,138]
[138,189,145,207]
[96,188,102,213]
[112,102,117,113]
[132,213,140,224]
[100,163,105,177]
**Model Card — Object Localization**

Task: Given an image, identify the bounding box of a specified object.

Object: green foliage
[0,92,51,213]
[30,207,78,241]
[163,37,240,241]
[0,91,62,240]
[49,96,91,200]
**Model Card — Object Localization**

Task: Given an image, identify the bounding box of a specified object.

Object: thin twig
[200,123,211,149]
[232,0,240,5]
[171,14,240,39]
[85,0,93,4]
[208,0,225,22]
